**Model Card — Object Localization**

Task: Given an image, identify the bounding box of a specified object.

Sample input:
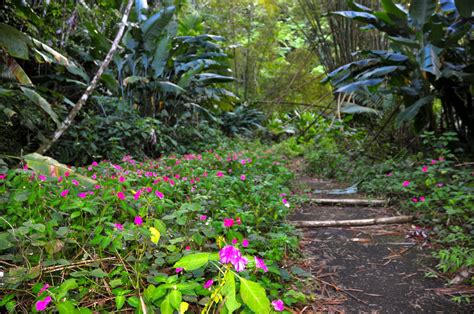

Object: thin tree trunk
[292,215,413,227]
[36,0,134,155]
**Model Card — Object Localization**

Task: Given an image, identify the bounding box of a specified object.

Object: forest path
[287,158,472,313]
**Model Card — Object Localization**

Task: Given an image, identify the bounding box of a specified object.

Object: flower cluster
[219,245,248,272]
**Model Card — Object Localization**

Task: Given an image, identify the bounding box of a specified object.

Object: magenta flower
[242,239,249,247]
[134,216,143,226]
[92,161,98,167]
[114,223,124,230]
[402,181,410,187]
[232,238,238,245]
[119,176,125,183]
[38,175,47,181]
[91,174,97,179]
[412,197,418,203]
[155,190,164,199]
[223,218,234,228]
[386,172,393,177]
[422,166,428,172]
[240,175,246,181]
[216,171,224,177]
[254,256,268,272]
[95,185,101,189]
[60,190,69,198]
[57,176,63,182]
[175,267,184,273]
[431,159,437,165]
[38,284,49,296]
[0,174,6,180]
[272,299,284,312]
[185,246,191,250]
[204,279,214,289]
[233,256,248,272]
[419,196,425,202]
[35,296,52,311]
[219,245,248,272]
[117,191,125,200]
[134,190,141,200]
[200,215,207,221]
[78,192,87,199]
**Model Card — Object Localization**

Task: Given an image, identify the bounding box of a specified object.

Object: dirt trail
[289,160,473,313]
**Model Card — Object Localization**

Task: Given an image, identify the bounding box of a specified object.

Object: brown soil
[288,158,473,313]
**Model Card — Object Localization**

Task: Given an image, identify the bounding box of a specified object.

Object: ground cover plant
[0,143,302,313]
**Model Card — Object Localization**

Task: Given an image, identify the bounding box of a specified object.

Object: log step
[310,198,386,206]
[291,215,413,228]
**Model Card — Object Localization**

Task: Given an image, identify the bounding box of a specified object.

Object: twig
[42,257,116,273]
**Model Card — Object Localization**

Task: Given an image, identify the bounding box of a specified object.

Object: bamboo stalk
[292,215,413,227]
[310,198,386,206]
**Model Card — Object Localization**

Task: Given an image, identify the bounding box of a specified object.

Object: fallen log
[291,215,413,227]
[310,198,386,206]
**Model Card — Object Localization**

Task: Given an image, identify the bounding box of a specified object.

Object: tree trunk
[36,0,134,155]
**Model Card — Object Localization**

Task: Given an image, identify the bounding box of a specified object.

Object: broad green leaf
[168,290,182,309]
[419,44,442,79]
[396,95,435,125]
[160,297,173,314]
[156,81,186,94]
[23,153,97,188]
[454,0,474,17]
[357,66,400,80]
[409,0,436,29]
[335,79,383,93]
[142,6,176,42]
[381,0,407,19]
[440,0,456,12]
[5,57,33,85]
[151,36,170,77]
[340,103,380,115]
[330,11,378,23]
[127,296,140,308]
[198,73,235,84]
[173,252,210,271]
[0,23,30,59]
[89,268,108,278]
[0,233,14,251]
[116,295,125,310]
[57,301,75,313]
[222,271,241,313]
[239,277,270,314]
[20,87,60,127]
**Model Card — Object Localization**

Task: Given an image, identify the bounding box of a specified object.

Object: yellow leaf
[179,301,189,314]
[150,227,161,244]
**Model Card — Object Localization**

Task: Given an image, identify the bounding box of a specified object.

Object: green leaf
[454,0,474,17]
[335,79,383,93]
[5,57,33,85]
[330,11,378,24]
[356,66,400,80]
[239,277,270,314]
[396,95,435,125]
[168,290,182,309]
[160,297,173,314]
[57,301,75,313]
[409,0,436,29]
[23,153,97,188]
[419,44,442,79]
[340,103,380,115]
[0,233,14,251]
[116,295,125,310]
[222,271,241,313]
[151,36,170,77]
[173,252,210,271]
[89,268,108,278]
[156,81,186,94]
[142,6,176,43]
[198,73,235,84]
[381,0,407,19]
[127,296,140,308]
[0,23,30,59]
[20,87,61,127]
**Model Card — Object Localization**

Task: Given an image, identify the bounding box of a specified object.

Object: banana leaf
[23,153,97,188]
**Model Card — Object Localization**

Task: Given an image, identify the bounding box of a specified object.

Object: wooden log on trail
[292,215,413,227]
[310,198,386,206]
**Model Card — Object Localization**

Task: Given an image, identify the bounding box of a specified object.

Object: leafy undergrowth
[0,144,303,313]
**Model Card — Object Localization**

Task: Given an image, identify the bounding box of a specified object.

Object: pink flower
[0,174,6,180]
[236,217,241,225]
[203,172,208,177]
[240,175,246,181]
[87,166,93,171]
[35,296,52,311]
[117,192,125,200]
[412,197,418,203]
[232,238,238,245]
[60,190,69,198]
[254,256,268,272]
[203,279,214,289]
[145,187,152,193]
[272,299,284,312]
[419,196,425,202]
[155,190,164,199]
[436,183,444,187]
[57,176,62,182]
[200,215,207,221]
[402,181,410,187]
[439,157,445,162]
[91,174,97,180]
[119,176,125,183]
[65,171,70,177]
[78,192,87,199]
[219,245,248,272]
[224,218,234,228]
[431,159,437,165]
[134,216,143,226]
[185,246,191,250]
[92,161,98,167]
[38,284,49,296]
[216,171,224,177]
[115,223,124,230]
[386,172,393,177]
[72,179,79,186]
[38,175,47,181]
[422,166,428,173]
[134,190,141,200]
[242,239,249,247]
[94,185,101,189]
[175,267,184,273]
